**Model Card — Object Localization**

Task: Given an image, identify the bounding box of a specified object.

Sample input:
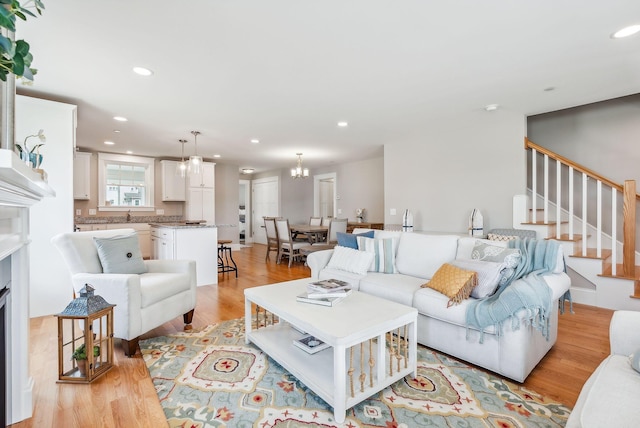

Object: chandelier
[189,131,203,175]
[291,153,309,179]
[175,139,188,177]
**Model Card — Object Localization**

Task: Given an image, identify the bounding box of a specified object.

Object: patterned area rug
[140,318,571,427]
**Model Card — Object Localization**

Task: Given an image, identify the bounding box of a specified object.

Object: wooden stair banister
[623,180,636,277]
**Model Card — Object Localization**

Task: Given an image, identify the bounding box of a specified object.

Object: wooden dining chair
[325,218,347,244]
[275,218,307,267]
[264,217,280,262]
[309,217,322,226]
[321,217,332,226]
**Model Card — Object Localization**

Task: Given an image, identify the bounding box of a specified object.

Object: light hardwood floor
[11,244,613,427]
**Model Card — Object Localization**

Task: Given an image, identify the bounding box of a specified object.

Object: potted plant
[0,0,45,82]
[71,343,100,376]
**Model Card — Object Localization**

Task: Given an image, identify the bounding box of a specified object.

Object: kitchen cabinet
[186,162,215,223]
[160,160,186,201]
[150,224,218,285]
[73,152,92,200]
[75,223,151,259]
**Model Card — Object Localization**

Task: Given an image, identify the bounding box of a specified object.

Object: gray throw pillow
[93,234,146,274]
[471,242,521,286]
[451,259,503,299]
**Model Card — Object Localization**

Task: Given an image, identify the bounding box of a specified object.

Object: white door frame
[314,172,337,218]
[252,175,280,245]
[239,179,251,243]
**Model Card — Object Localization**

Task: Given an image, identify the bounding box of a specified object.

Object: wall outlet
[156,209,165,215]
[89,209,96,215]
[390,208,397,215]
[75,209,81,216]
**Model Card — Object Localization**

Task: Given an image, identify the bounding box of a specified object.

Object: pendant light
[291,153,309,179]
[189,131,203,175]
[175,139,188,177]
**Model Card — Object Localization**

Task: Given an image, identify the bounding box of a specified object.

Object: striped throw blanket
[465,238,560,343]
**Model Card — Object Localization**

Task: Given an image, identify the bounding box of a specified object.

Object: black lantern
[56,284,115,383]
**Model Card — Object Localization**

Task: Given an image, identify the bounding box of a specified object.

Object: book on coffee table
[296,292,345,306]
[308,279,350,293]
[306,289,352,299]
[293,334,330,354]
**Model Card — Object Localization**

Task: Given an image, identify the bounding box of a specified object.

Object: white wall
[16,95,76,317]
[214,163,240,242]
[384,110,526,233]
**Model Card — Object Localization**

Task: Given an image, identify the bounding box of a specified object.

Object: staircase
[515,139,640,311]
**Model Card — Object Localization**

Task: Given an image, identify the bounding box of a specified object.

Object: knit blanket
[465,238,560,343]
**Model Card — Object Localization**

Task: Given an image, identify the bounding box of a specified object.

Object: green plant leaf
[15,39,29,56]
[0,33,12,53]
[0,8,16,32]
[11,52,24,76]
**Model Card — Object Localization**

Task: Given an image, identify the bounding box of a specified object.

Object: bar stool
[218,240,238,277]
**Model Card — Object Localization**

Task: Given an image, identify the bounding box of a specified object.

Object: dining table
[289,224,328,243]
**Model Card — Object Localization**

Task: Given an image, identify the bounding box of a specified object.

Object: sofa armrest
[610,310,640,356]
[72,273,143,340]
[306,249,334,279]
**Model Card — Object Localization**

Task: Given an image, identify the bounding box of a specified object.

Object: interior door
[252,176,279,245]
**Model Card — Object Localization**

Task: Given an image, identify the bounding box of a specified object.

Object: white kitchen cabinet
[73,152,92,200]
[186,161,215,223]
[150,224,218,285]
[160,160,186,201]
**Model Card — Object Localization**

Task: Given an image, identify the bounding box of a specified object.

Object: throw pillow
[471,242,521,286]
[421,263,477,307]
[631,349,640,374]
[487,233,518,242]
[451,259,503,299]
[93,234,147,274]
[356,236,397,274]
[336,230,375,249]
[326,245,374,275]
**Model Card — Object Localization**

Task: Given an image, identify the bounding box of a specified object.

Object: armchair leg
[122,338,139,357]
[184,309,195,331]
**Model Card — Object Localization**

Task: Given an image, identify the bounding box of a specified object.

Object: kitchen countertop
[149,222,217,229]
[75,215,183,225]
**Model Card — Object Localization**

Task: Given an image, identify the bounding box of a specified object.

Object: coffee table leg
[333,344,347,423]
[244,299,252,345]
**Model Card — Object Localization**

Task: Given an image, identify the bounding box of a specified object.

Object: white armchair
[51,228,197,357]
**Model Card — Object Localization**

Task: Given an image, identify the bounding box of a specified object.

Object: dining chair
[309,217,322,226]
[321,216,332,226]
[275,218,307,267]
[325,217,347,244]
[264,217,280,262]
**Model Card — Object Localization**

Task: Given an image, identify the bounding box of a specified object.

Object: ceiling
[14,0,640,174]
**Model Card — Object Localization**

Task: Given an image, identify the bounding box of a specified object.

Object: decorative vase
[20,151,43,168]
[76,359,87,377]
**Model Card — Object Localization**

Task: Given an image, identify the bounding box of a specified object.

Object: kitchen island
[150,223,218,286]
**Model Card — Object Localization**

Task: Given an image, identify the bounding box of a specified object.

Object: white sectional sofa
[306,230,571,382]
[566,310,640,427]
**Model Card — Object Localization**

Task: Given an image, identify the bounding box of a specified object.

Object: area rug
[140,318,571,427]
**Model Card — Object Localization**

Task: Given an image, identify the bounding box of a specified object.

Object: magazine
[293,334,331,354]
[307,278,350,293]
[296,292,345,306]
[305,289,352,299]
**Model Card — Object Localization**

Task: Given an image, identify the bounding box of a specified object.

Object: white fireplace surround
[0,149,54,424]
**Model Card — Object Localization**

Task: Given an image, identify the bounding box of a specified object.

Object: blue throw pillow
[93,234,147,274]
[336,230,375,249]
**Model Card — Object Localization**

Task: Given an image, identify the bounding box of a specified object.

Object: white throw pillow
[357,236,398,274]
[326,246,374,276]
[451,259,503,298]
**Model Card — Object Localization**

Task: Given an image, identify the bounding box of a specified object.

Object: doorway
[239,179,251,244]
[314,173,337,218]
[252,176,279,245]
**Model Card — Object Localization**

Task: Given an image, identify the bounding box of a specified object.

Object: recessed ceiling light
[104,141,115,145]
[126,150,133,154]
[543,87,556,92]
[484,104,499,111]
[250,139,260,144]
[113,116,128,122]
[241,168,255,174]
[337,121,348,127]
[612,24,640,39]
[133,66,153,76]
[114,129,121,133]
[213,154,221,158]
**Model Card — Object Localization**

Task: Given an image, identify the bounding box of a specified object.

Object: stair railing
[525,138,639,277]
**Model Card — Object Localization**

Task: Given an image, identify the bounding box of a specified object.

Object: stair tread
[521,220,568,225]
[569,248,612,259]
[549,233,588,242]
[599,263,640,280]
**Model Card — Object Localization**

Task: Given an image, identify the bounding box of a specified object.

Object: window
[98,153,155,211]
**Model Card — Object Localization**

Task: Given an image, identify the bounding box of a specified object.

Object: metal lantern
[56,284,115,383]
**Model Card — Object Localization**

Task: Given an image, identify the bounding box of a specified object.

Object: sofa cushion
[395,233,459,279]
[93,233,147,274]
[139,272,191,308]
[471,241,521,286]
[421,263,477,306]
[326,246,374,275]
[358,273,424,307]
[336,230,375,249]
[451,259,503,298]
[357,236,397,273]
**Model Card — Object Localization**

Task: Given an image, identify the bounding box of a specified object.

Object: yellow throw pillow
[422,263,477,307]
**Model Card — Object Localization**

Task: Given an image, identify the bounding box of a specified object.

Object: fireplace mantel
[0,148,54,424]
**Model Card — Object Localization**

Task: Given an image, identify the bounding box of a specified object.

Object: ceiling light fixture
[484,104,499,111]
[291,153,309,179]
[612,24,640,39]
[213,154,221,158]
[241,168,255,174]
[176,139,188,178]
[189,131,203,175]
[133,66,153,76]
[113,116,128,122]
[104,141,115,145]
[337,121,348,127]
[126,150,133,154]
[251,139,260,144]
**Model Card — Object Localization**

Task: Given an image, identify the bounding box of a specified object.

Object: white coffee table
[244,278,417,423]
